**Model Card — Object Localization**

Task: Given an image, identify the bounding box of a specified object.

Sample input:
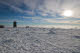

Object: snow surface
[0,27,80,53]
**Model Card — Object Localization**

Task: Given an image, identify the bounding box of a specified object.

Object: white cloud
[24,0,40,10]
[30,25,80,29]
[45,18,80,24]
[0,0,80,18]
[24,10,35,15]
[0,0,41,15]
[23,16,42,19]
[0,0,24,13]
[38,0,80,18]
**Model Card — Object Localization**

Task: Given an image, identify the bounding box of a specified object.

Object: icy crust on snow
[0,27,80,53]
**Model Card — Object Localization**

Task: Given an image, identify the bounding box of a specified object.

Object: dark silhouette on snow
[26,26,29,28]
[13,21,17,28]
[0,25,4,28]
[74,36,80,39]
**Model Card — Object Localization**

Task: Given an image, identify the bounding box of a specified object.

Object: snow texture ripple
[0,27,80,53]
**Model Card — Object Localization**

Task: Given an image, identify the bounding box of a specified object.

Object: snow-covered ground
[0,27,80,53]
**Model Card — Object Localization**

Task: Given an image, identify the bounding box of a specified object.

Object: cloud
[0,0,42,15]
[22,16,46,23]
[24,10,35,15]
[0,0,24,13]
[0,0,80,18]
[23,16,42,19]
[30,25,80,29]
[37,0,62,17]
[37,0,80,18]
[0,20,27,22]
[24,0,41,10]
[45,18,80,24]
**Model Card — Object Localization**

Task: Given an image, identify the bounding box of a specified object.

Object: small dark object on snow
[0,25,4,28]
[26,26,29,28]
[74,36,80,39]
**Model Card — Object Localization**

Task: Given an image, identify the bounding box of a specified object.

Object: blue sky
[0,0,80,28]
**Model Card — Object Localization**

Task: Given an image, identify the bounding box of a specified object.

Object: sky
[0,0,80,28]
